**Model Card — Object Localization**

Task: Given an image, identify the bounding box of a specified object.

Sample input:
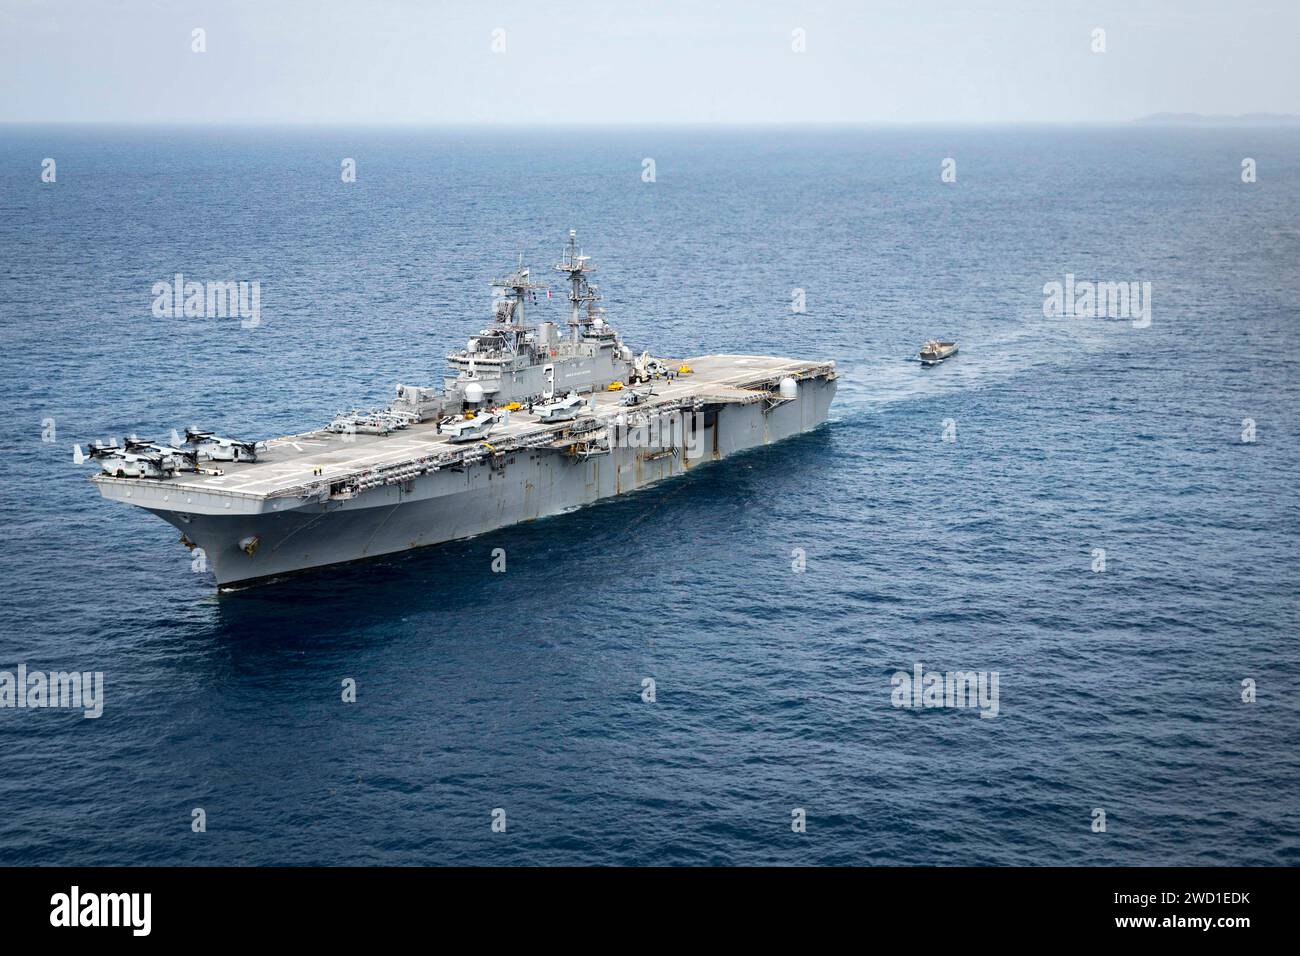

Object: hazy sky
[2,0,1297,124]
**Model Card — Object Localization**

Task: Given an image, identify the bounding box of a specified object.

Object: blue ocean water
[0,125,1297,865]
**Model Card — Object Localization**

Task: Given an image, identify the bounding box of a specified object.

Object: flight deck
[94,354,834,506]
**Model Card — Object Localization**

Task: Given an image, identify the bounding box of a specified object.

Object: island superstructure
[79,232,838,587]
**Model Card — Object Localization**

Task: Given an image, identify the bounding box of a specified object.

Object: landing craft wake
[79,232,837,587]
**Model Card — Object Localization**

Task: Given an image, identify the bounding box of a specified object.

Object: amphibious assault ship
[78,232,838,587]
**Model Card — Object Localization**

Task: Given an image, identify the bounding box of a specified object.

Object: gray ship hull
[150,376,835,587]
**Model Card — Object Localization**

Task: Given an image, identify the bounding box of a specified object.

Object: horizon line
[3,117,1299,130]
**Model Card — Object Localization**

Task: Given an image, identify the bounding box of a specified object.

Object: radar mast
[490,255,544,351]
[555,229,601,343]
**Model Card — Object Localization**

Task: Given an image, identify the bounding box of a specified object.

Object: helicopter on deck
[443,413,500,444]
[179,427,260,462]
[534,392,584,423]
[75,437,196,478]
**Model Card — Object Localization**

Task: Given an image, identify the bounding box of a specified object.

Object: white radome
[464,382,484,404]
[779,377,799,400]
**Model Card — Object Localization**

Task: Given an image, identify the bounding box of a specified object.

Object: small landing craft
[919,340,959,365]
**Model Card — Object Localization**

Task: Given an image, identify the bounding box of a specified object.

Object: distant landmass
[1135,112,1300,126]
